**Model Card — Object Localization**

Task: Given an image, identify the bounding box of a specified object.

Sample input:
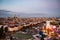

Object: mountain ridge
[0,10,59,18]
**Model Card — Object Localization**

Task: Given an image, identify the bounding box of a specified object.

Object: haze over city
[0,0,60,17]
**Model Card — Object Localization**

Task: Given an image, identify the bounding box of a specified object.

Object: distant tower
[13,14,19,22]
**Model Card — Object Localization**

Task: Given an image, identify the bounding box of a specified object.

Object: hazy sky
[0,0,60,17]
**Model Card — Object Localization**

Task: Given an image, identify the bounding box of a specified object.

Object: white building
[46,21,50,28]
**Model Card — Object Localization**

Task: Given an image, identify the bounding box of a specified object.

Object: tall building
[46,21,50,28]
